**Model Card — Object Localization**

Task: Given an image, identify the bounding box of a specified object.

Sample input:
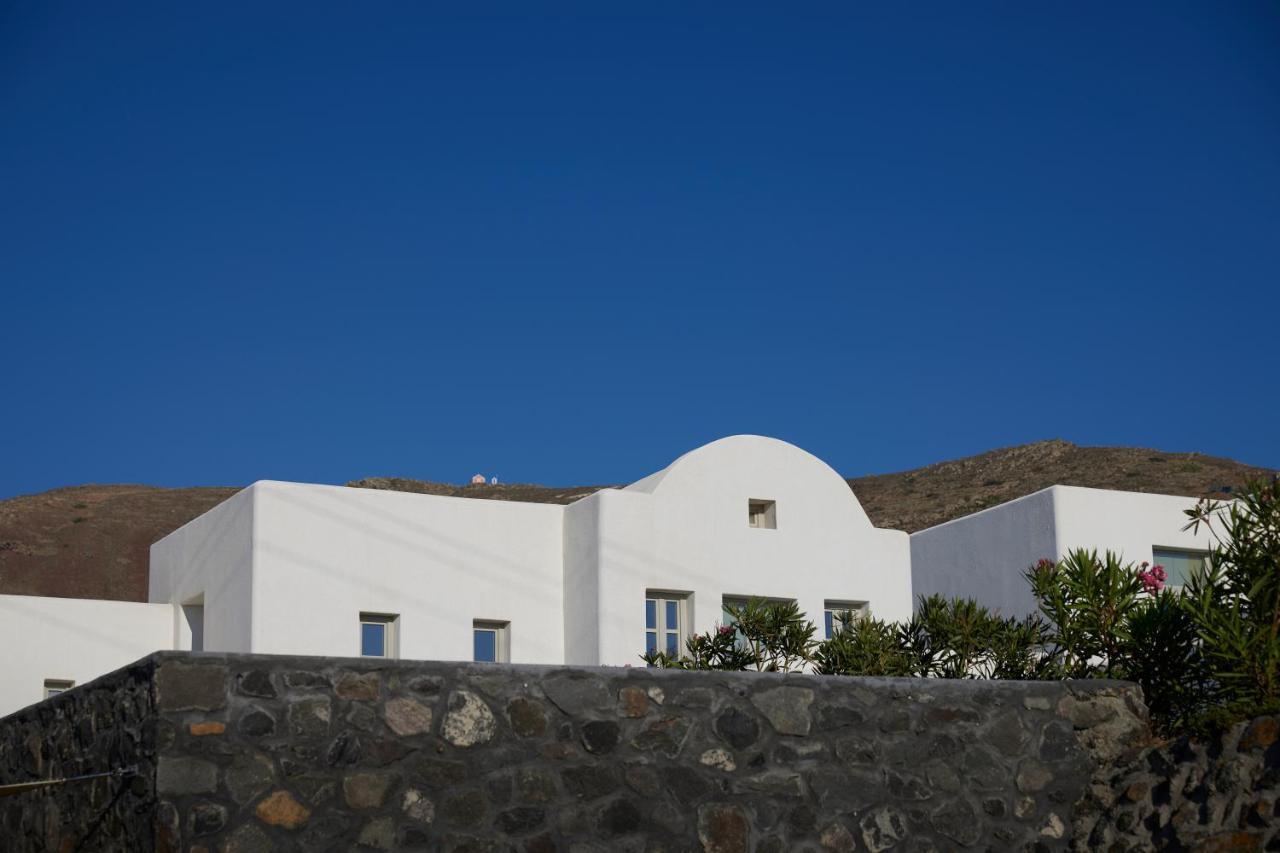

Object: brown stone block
[335,671,380,702]
[697,803,749,853]
[617,686,649,718]
[254,790,311,829]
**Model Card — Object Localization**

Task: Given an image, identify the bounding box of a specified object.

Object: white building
[910,484,1216,618]
[0,435,912,716]
[0,436,1223,718]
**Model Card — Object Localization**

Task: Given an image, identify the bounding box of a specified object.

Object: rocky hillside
[1,441,1270,602]
[0,485,238,602]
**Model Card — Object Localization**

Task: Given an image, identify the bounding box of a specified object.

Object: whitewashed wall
[10,435,1224,720]
[149,486,255,652]
[1051,486,1214,568]
[571,435,914,667]
[0,594,173,717]
[250,481,566,664]
[910,489,1058,618]
[561,489,613,666]
[911,485,1216,618]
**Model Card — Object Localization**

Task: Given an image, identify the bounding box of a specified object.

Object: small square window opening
[748,500,777,529]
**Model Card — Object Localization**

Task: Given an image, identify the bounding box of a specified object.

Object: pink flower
[1137,565,1166,595]
[717,625,735,636]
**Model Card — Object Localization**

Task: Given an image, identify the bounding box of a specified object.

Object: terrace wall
[2,652,1276,851]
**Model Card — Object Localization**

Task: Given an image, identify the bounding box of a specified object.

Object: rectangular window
[722,595,797,647]
[824,600,869,638]
[722,596,749,629]
[44,679,74,699]
[748,499,777,529]
[645,591,689,659]
[473,620,510,663]
[1152,548,1209,588]
[360,613,399,659]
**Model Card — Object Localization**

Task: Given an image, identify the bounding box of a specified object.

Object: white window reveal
[182,595,205,652]
[1152,548,1209,588]
[646,592,689,658]
[824,600,869,638]
[44,679,74,699]
[748,499,777,529]
[360,613,399,659]
[474,620,510,663]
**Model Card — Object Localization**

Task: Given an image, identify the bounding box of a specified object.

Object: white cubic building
[0,435,912,716]
[910,484,1216,618]
[0,435,1228,718]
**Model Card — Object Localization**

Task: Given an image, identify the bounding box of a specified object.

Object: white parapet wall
[0,594,174,717]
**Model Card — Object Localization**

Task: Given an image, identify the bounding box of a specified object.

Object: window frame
[823,600,870,638]
[645,590,691,659]
[359,612,399,659]
[473,620,511,663]
[44,679,74,699]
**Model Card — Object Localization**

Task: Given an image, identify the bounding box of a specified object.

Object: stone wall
[20,651,1275,851]
[0,656,157,851]
[1074,715,1280,851]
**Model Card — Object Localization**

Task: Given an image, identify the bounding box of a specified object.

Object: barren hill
[0,485,239,602]
[1,440,1270,603]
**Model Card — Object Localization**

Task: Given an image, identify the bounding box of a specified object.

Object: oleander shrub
[912,594,1051,680]
[1025,548,1207,732]
[1181,477,1280,726]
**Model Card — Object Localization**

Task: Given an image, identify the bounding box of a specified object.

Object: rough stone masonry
[0,652,1276,851]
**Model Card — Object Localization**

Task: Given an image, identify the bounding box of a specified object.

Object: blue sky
[2,3,1277,498]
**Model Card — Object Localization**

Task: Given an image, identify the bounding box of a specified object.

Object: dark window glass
[361,623,385,657]
[1153,548,1206,587]
[474,629,497,663]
